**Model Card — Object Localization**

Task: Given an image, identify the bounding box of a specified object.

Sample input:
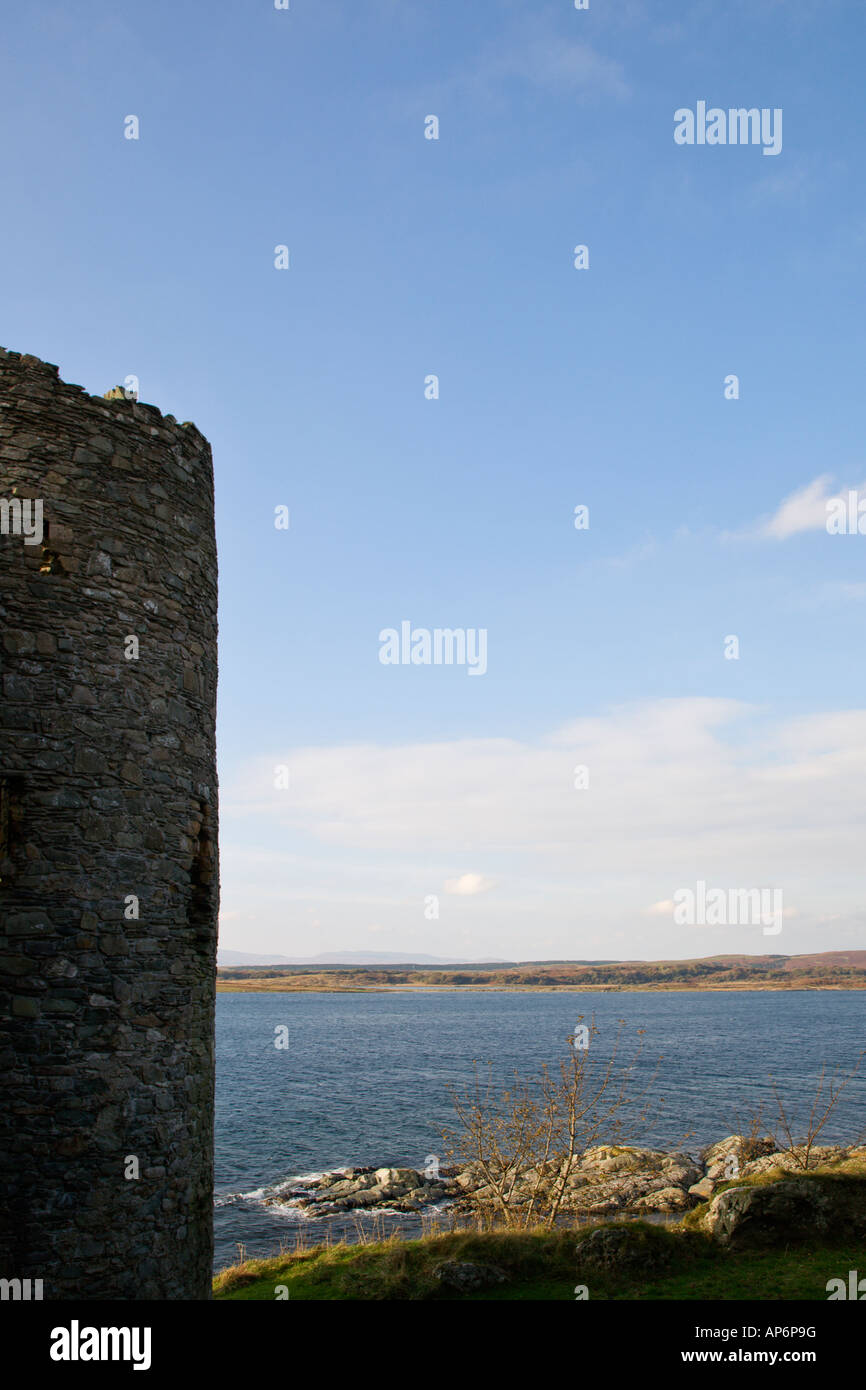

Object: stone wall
[0,349,219,1299]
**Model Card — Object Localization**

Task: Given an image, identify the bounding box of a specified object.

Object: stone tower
[0,350,218,1299]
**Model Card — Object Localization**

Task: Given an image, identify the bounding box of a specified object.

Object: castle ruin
[0,349,218,1299]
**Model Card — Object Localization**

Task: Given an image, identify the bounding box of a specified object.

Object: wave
[214,1164,355,1209]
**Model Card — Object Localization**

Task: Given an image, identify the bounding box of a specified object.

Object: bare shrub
[731,1053,865,1171]
[442,1018,662,1230]
[768,1054,865,1170]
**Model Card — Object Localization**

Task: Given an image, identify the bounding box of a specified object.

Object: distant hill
[217,949,866,992]
[217,948,507,966]
[780,950,866,971]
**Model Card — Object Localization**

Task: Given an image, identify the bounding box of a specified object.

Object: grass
[213,1156,866,1301]
[213,1220,866,1302]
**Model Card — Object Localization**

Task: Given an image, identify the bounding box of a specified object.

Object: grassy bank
[213,1224,863,1301]
[214,1160,866,1301]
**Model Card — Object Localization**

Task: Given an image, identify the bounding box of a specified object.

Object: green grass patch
[213,1221,865,1302]
[215,1163,866,1302]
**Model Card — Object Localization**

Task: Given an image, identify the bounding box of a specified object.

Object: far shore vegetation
[216,950,866,994]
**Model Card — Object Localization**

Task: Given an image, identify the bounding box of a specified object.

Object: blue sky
[3,0,866,960]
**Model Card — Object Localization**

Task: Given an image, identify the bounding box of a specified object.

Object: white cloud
[222,699,866,927]
[445,873,495,896]
[742,475,866,540]
[760,476,836,538]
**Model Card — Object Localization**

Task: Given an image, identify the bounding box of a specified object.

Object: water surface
[214,989,865,1269]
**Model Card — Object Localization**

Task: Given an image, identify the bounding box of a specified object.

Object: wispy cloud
[600,537,658,570]
[646,900,675,917]
[804,581,866,609]
[759,476,836,539]
[221,697,866,960]
[732,475,866,540]
[432,17,631,108]
[477,36,629,100]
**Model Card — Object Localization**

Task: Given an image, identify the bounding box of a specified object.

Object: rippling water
[213,989,866,1270]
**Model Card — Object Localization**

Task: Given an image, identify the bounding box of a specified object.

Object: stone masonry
[0,349,219,1299]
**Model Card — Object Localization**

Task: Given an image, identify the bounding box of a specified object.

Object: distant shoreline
[217,981,866,994]
[216,950,866,994]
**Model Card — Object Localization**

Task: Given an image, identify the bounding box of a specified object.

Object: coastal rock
[318,1174,380,1200]
[375,1167,422,1187]
[663,1151,703,1172]
[699,1176,866,1248]
[558,1169,697,1216]
[632,1186,692,1213]
[740,1146,846,1179]
[273,1164,461,1215]
[572,1147,700,1188]
[343,1189,380,1208]
[423,1185,450,1203]
[701,1135,776,1168]
[567,1181,635,1213]
[705,1161,730,1182]
[688,1178,716,1201]
[454,1165,485,1189]
[579,1146,652,1176]
[266,1137,863,1223]
[660,1160,703,1188]
[402,1187,433,1204]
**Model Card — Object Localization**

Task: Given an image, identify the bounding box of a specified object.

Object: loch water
[214,989,865,1270]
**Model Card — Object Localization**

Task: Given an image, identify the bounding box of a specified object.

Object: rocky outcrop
[265,1165,456,1215]
[696,1175,866,1248]
[264,1140,865,1225]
